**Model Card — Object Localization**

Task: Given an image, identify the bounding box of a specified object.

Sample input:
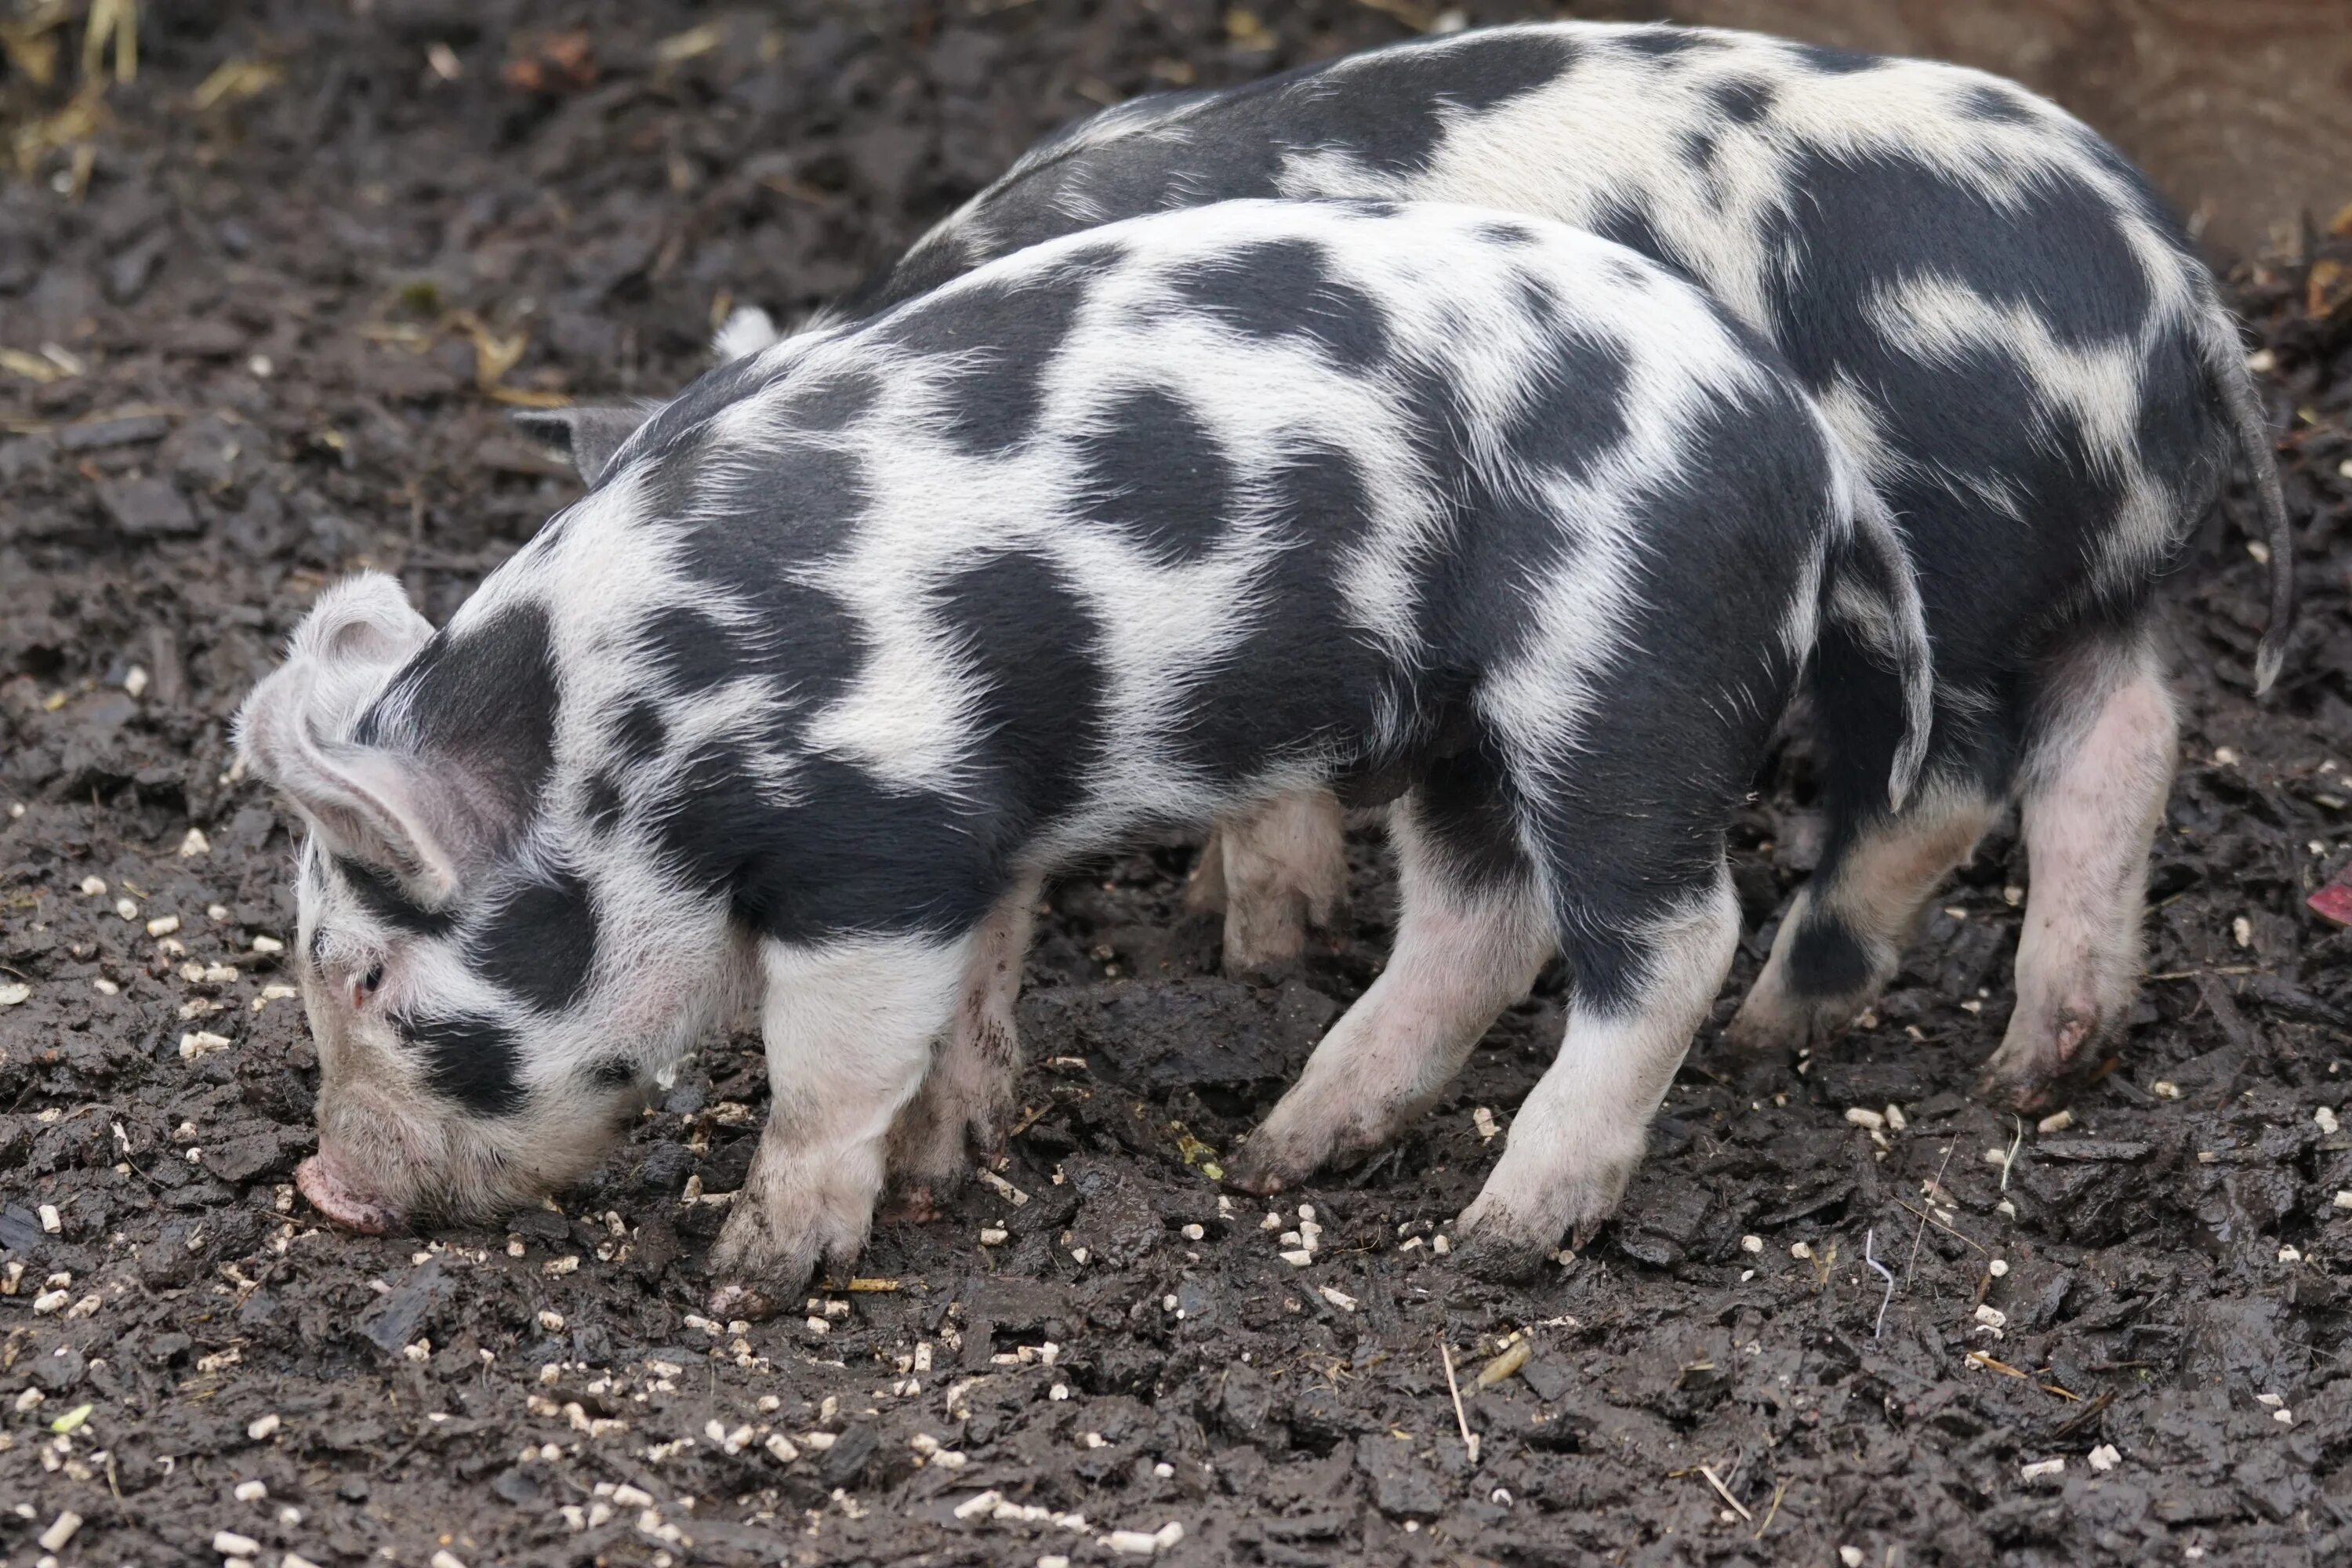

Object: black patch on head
[1069,384,1236,564]
[1621,28,1716,61]
[1704,75,1777,124]
[335,856,458,938]
[406,1011,525,1117]
[474,868,600,1014]
[884,270,1094,454]
[357,602,561,831]
[1161,237,1392,370]
[1167,439,1396,779]
[1791,42,1882,74]
[1958,82,2033,123]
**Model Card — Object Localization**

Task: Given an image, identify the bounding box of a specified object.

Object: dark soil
[5,4,2350,1565]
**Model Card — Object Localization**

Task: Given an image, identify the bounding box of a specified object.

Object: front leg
[709,933,971,1317]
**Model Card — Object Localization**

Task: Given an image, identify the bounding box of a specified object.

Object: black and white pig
[620,20,2295,1112]
[241,198,1931,1298]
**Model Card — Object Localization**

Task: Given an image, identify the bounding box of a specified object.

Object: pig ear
[510,405,649,484]
[234,575,473,904]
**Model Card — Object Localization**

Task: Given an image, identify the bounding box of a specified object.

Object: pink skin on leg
[1979,654,2177,1109]
[1455,873,1741,1277]
[296,1151,403,1234]
[1227,806,1552,1194]
[1185,789,1351,976]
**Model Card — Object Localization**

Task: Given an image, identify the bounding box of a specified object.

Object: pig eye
[358,964,385,997]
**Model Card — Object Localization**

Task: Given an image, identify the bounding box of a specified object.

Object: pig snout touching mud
[242,198,1932,1301]
[684,19,2296,1109]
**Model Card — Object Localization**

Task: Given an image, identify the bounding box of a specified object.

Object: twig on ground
[1751,1479,1788,1541]
[1697,1464,1752,1523]
[1905,1138,1960,1284]
[1865,1228,1895,1338]
[2000,1113,2024,1192]
[1891,1198,1990,1255]
[1439,1338,1479,1465]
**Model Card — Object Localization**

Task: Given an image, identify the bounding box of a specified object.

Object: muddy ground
[3,3,2350,1564]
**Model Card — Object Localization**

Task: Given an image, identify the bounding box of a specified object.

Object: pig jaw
[296,1151,405,1234]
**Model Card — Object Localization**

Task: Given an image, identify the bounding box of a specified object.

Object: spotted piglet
[239,198,1930,1300]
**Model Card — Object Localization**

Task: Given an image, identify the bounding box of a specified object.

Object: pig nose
[296,1152,405,1235]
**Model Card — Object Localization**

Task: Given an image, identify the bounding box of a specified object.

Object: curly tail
[2209,335,2296,694]
[1822,481,1936,812]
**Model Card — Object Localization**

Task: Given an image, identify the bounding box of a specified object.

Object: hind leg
[1227,788,1553,1194]
[1184,788,1350,977]
[1978,638,2176,1109]
[1456,869,1741,1277]
[882,873,1040,1217]
[1725,782,2001,1052]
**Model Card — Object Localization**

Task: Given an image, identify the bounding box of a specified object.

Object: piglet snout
[296,1152,405,1235]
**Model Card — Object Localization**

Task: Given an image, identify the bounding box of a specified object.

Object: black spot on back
[884,270,1093,454]
[1704,75,1777,123]
[1503,322,1635,483]
[1161,236,1392,370]
[405,1011,525,1116]
[935,549,1109,827]
[774,368,882,431]
[1338,31,1581,174]
[1166,439,1396,779]
[1760,146,2150,361]
[1621,28,1717,61]
[1958,82,2033,123]
[474,868,600,1014]
[1791,42,1882,74]
[1588,200,1684,278]
[1069,384,1236,564]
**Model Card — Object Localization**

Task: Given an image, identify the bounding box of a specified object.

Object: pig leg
[1724,782,1999,1054]
[709,933,972,1316]
[1226,794,1553,1194]
[883,874,1040,1217]
[1977,641,2175,1109]
[1185,789,1350,978]
[1455,869,1741,1278]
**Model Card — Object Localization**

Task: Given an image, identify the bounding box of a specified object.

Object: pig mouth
[296,1152,405,1235]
